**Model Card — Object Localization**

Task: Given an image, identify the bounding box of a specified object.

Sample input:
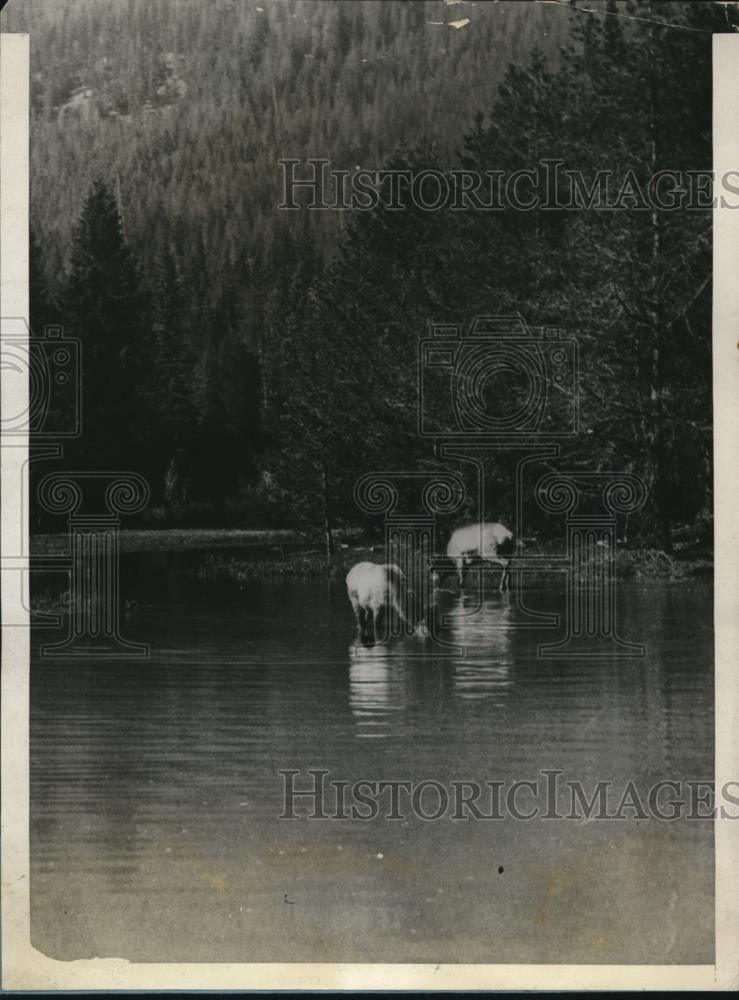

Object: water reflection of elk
[348,643,408,739]
[447,595,514,704]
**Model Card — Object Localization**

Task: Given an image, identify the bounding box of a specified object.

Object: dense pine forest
[4,0,735,549]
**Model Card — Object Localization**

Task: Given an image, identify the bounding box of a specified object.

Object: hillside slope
[4,0,573,295]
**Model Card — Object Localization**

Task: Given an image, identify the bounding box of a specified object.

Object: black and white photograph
[1,0,738,991]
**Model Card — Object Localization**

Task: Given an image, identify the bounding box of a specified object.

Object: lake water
[30,561,714,964]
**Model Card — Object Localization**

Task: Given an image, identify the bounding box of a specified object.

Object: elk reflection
[447,594,514,704]
[348,643,408,738]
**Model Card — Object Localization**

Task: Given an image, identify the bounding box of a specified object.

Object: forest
[4,0,734,552]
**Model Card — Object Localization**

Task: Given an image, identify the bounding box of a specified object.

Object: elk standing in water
[446,522,515,592]
[345,562,408,646]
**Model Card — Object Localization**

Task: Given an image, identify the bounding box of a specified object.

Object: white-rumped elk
[345,561,408,646]
[444,521,516,592]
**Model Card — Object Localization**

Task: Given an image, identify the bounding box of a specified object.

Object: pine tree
[61,180,154,475]
[29,226,57,338]
[149,248,199,506]
[551,0,721,547]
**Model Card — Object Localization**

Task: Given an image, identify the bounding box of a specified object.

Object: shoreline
[30,527,363,556]
[29,532,713,615]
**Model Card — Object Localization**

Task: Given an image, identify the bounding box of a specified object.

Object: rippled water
[30,564,714,964]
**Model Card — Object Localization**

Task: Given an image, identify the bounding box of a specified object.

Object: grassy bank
[28,530,712,614]
[195,545,383,583]
[195,545,713,585]
[30,526,363,556]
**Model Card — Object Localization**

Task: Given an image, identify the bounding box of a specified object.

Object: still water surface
[31,563,714,963]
